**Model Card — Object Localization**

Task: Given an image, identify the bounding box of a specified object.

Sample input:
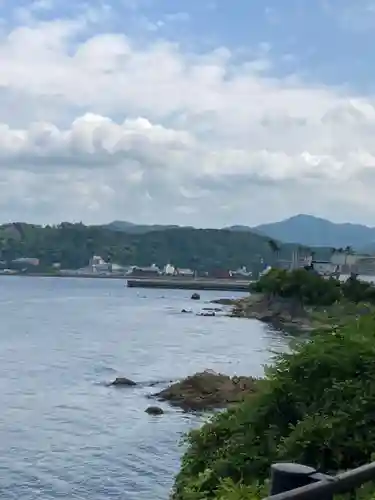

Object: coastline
[215,293,361,333]
[230,293,318,332]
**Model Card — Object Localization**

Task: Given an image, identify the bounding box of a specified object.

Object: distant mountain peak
[253,215,375,249]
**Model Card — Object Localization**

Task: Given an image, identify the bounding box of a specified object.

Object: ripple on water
[0,277,289,499]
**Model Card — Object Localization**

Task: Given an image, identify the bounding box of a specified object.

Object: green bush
[341,276,375,304]
[251,268,341,306]
[172,315,375,500]
[252,269,375,307]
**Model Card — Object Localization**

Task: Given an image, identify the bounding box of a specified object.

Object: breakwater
[127,277,251,291]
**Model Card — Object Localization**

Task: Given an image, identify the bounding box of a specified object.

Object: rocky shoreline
[213,294,320,332]
[110,371,260,413]
[154,371,259,411]
[109,291,323,414]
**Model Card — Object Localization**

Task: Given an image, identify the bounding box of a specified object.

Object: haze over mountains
[106,215,375,250]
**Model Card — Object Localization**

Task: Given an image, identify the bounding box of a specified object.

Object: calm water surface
[0,277,289,500]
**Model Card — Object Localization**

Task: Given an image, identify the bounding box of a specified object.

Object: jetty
[126,277,251,291]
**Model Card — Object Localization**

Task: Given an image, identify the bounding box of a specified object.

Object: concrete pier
[126,277,251,291]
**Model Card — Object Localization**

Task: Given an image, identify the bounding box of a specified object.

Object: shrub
[251,268,341,306]
[172,315,375,500]
[341,275,375,304]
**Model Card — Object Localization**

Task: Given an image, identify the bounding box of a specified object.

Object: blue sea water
[0,277,289,499]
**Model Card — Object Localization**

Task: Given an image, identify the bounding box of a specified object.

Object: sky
[1,0,375,227]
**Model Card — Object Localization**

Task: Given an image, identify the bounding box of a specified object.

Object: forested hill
[0,222,329,272]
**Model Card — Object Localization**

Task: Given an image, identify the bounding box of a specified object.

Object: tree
[268,239,280,267]
[252,268,341,306]
[344,245,354,272]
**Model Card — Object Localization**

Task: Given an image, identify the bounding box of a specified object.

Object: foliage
[252,268,375,307]
[173,314,375,499]
[0,222,317,272]
[251,268,342,306]
[267,239,280,254]
[341,275,375,304]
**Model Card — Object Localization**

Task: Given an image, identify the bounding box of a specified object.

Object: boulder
[111,377,137,387]
[145,406,164,415]
[154,370,258,411]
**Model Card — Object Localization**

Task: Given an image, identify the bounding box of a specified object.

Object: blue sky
[5,0,375,88]
[0,0,375,226]
[6,0,372,87]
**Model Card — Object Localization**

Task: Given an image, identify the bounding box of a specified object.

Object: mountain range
[105,214,375,250]
[252,215,375,250]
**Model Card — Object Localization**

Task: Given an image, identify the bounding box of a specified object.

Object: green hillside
[0,222,325,272]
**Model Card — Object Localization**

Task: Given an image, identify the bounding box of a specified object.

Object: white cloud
[0,114,194,170]
[0,10,375,226]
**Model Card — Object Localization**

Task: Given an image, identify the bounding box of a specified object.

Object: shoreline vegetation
[171,269,375,500]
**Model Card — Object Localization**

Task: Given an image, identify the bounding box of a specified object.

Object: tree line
[0,223,329,272]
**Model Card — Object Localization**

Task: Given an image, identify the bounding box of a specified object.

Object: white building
[89,255,111,273]
[176,268,195,277]
[230,266,252,278]
[355,256,375,276]
[11,257,40,266]
[330,251,373,274]
[330,251,358,268]
[312,261,339,276]
[163,263,176,275]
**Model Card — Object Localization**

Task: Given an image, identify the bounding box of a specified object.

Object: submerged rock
[145,406,164,415]
[154,370,258,411]
[111,377,137,387]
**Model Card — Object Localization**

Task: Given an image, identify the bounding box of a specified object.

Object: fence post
[269,463,334,499]
[270,463,317,495]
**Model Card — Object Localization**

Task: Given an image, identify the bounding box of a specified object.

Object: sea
[0,277,290,500]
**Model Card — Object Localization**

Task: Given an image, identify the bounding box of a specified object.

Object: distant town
[0,255,253,279]
[1,248,375,280]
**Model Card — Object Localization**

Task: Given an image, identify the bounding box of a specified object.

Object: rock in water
[145,406,164,415]
[191,293,200,300]
[154,370,258,411]
[111,377,137,387]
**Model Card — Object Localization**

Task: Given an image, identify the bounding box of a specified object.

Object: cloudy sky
[1,0,375,226]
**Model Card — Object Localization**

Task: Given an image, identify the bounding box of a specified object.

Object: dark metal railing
[263,462,375,500]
